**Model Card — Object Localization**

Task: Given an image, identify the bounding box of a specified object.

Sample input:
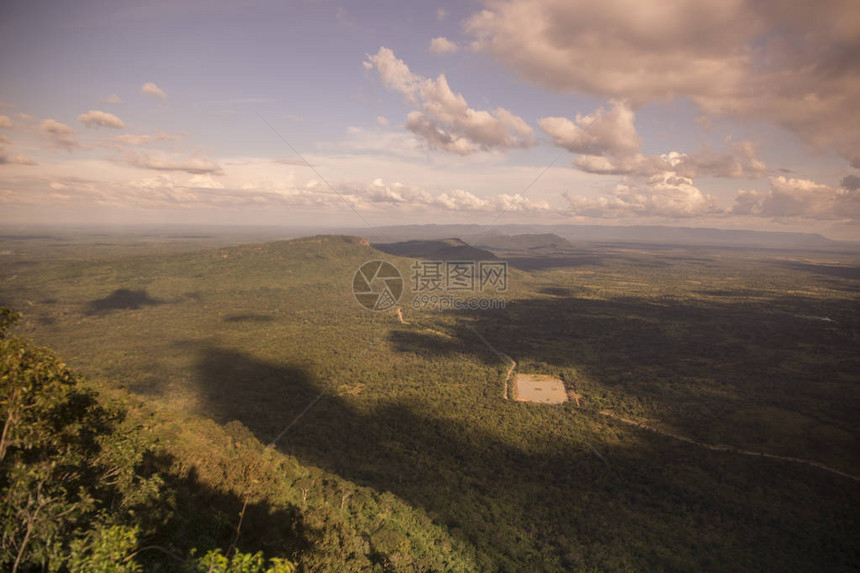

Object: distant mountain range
[4,223,857,252]
[373,238,498,261]
[346,224,858,252]
[468,233,574,252]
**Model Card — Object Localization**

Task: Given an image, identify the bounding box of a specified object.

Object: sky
[1,0,859,239]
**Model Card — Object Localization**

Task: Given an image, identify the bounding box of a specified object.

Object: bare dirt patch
[513,374,568,404]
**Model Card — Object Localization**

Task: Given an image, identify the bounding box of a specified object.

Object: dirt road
[468,326,516,399]
[599,410,860,483]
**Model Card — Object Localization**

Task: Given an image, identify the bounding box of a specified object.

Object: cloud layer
[124,151,223,175]
[733,176,860,219]
[566,173,720,218]
[466,0,860,161]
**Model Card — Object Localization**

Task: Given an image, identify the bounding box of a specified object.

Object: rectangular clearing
[513,374,568,404]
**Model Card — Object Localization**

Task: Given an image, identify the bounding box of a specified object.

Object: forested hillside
[1,234,858,571]
[0,307,474,572]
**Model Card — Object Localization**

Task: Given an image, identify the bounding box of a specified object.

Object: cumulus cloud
[673,141,768,179]
[540,100,640,157]
[435,188,488,210]
[125,151,223,175]
[431,187,551,212]
[468,0,752,101]
[39,119,79,150]
[332,177,552,213]
[364,178,434,204]
[102,94,122,104]
[732,176,860,219]
[364,46,534,154]
[363,47,420,103]
[541,100,767,179]
[565,172,720,218]
[430,37,460,54]
[78,110,126,129]
[0,115,12,129]
[141,82,167,99]
[405,111,474,155]
[376,115,389,126]
[465,0,860,160]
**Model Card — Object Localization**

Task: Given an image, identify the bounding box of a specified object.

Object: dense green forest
[0,307,473,571]
[1,233,859,571]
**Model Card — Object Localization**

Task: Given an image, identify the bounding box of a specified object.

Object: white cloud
[0,116,12,129]
[565,172,721,218]
[124,151,223,175]
[363,48,420,104]
[39,119,79,150]
[405,111,475,155]
[465,0,860,161]
[318,177,554,213]
[364,178,434,204]
[435,188,488,210]
[436,8,448,20]
[430,37,460,54]
[365,46,535,154]
[141,82,167,99]
[541,100,767,179]
[417,187,551,212]
[376,115,389,126]
[78,110,126,129]
[671,141,768,179]
[540,100,639,157]
[732,176,860,219]
[102,94,122,104]
[0,146,565,217]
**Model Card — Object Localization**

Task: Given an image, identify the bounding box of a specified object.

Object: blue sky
[1,0,858,238]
